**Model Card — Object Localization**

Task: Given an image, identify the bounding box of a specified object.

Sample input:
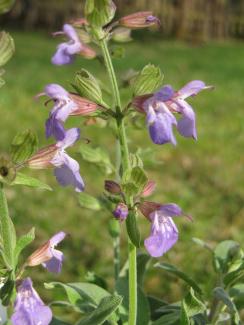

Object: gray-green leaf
[14,227,35,264]
[126,211,141,248]
[12,173,52,191]
[0,31,14,66]
[78,192,101,211]
[11,129,38,164]
[85,0,116,28]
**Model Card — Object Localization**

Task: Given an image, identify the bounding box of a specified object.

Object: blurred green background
[0,0,244,319]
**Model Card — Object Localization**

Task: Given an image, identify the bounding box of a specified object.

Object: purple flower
[144,203,183,257]
[52,24,82,65]
[27,128,84,192]
[42,232,66,273]
[51,128,85,192]
[11,278,52,325]
[141,80,210,145]
[113,203,129,221]
[43,84,99,141]
[27,232,66,274]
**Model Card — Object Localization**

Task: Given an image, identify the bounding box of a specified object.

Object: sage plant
[0,1,244,324]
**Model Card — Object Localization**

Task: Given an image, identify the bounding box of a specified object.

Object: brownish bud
[26,145,58,169]
[139,201,161,219]
[70,18,88,27]
[132,94,153,113]
[69,94,99,115]
[119,11,160,29]
[141,180,156,197]
[26,240,52,267]
[104,180,121,194]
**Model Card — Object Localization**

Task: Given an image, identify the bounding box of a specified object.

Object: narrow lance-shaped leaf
[11,129,38,164]
[14,227,35,264]
[155,263,203,295]
[77,295,122,325]
[132,64,163,96]
[12,173,52,191]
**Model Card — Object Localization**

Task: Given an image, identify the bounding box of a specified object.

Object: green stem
[0,183,16,271]
[99,37,137,325]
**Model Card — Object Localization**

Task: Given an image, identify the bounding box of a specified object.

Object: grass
[1,30,244,307]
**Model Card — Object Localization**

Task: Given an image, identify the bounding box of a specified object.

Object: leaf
[78,192,101,211]
[130,167,148,193]
[50,318,71,325]
[10,129,38,164]
[79,144,115,175]
[116,276,150,325]
[180,288,206,325]
[155,263,202,295]
[213,287,240,324]
[130,153,143,168]
[147,295,168,321]
[112,27,132,43]
[137,252,151,287]
[132,64,163,96]
[0,31,14,66]
[0,185,16,269]
[12,173,52,191]
[126,211,141,248]
[214,240,241,274]
[0,273,15,306]
[152,311,180,325]
[14,227,35,264]
[85,0,116,28]
[45,282,111,306]
[76,295,122,325]
[75,69,104,105]
[0,0,15,14]
[192,237,213,252]
[223,262,244,287]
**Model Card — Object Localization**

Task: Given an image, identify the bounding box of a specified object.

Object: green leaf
[78,192,101,211]
[116,276,150,325]
[14,227,35,264]
[147,295,168,321]
[112,27,132,43]
[0,185,16,269]
[155,263,202,295]
[75,69,104,105]
[79,143,115,175]
[11,129,38,164]
[180,288,206,325]
[0,0,15,14]
[12,173,52,191]
[0,272,15,306]
[213,287,240,324]
[223,262,244,287]
[152,311,180,325]
[0,31,14,66]
[50,318,71,325]
[85,0,116,28]
[137,252,150,287]
[132,64,163,96]
[214,240,242,274]
[130,153,143,168]
[126,211,140,248]
[77,295,122,325]
[122,182,138,197]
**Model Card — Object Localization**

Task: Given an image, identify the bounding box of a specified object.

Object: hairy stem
[100,37,137,325]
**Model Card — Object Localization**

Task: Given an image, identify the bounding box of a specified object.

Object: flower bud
[26,241,52,267]
[119,11,160,29]
[0,156,16,184]
[141,180,156,197]
[26,145,58,169]
[70,18,88,27]
[69,94,99,115]
[113,203,128,221]
[105,180,121,194]
[138,201,161,219]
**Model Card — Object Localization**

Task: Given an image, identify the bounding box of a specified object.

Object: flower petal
[42,249,64,273]
[50,231,66,246]
[52,43,75,65]
[178,80,206,99]
[159,203,182,217]
[45,84,68,99]
[176,100,197,139]
[56,128,80,149]
[155,85,175,101]
[45,115,66,140]
[54,153,84,192]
